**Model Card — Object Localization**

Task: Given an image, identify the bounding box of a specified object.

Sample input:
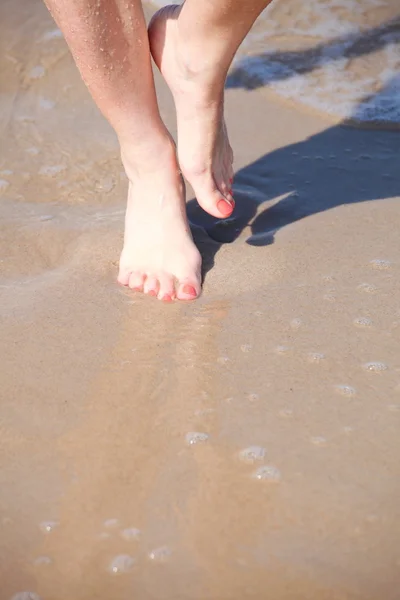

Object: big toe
[176,280,201,301]
[189,173,235,219]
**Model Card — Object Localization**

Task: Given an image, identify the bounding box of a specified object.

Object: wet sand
[1,0,400,599]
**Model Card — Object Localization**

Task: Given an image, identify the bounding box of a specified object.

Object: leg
[149,0,273,219]
[44,0,201,300]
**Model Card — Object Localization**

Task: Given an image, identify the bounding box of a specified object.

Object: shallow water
[152,0,400,125]
[1,0,400,598]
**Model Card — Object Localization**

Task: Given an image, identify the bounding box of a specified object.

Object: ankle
[120,133,177,180]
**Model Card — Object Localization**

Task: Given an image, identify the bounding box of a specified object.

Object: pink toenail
[217,199,234,216]
[162,294,172,302]
[148,290,157,297]
[229,178,233,184]
[182,285,197,297]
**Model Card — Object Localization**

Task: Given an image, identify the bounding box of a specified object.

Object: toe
[128,271,145,291]
[176,281,200,301]
[188,172,234,219]
[117,269,131,286]
[158,274,176,301]
[143,275,159,297]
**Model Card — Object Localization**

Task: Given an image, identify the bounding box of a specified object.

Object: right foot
[118,141,202,301]
[149,5,235,220]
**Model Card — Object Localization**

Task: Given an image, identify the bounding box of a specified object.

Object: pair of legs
[44,0,271,300]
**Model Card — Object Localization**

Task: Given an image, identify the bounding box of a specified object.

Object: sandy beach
[1,0,400,598]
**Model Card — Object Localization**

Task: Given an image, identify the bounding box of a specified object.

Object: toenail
[148,290,157,297]
[229,178,233,184]
[217,198,234,217]
[162,294,172,302]
[182,284,197,297]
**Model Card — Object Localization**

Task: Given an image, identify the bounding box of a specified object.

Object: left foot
[149,5,235,220]
[118,141,202,301]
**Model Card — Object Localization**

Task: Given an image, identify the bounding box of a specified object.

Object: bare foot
[149,5,235,220]
[118,142,202,301]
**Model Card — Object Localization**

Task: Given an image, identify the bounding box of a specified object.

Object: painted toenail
[217,199,234,216]
[162,294,172,302]
[229,178,233,184]
[182,284,197,297]
[148,290,157,297]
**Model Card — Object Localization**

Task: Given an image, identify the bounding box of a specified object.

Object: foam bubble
[370,259,392,270]
[363,362,388,373]
[103,518,119,528]
[290,318,303,329]
[358,283,378,294]
[310,436,327,446]
[275,345,290,354]
[39,520,59,534]
[33,556,52,567]
[121,527,140,541]
[148,546,172,562]
[335,384,356,397]
[39,164,66,177]
[353,317,373,327]
[0,179,10,193]
[10,594,42,600]
[238,446,266,464]
[185,432,209,445]
[108,555,135,574]
[240,344,252,353]
[247,393,259,402]
[252,465,281,482]
[307,352,325,363]
[279,408,293,418]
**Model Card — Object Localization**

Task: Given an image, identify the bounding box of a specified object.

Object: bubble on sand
[39,520,59,534]
[98,532,111,540]
[39,97,55,110]
[275,345,289,355]
[323,293,336,302]
[252,465,281,482]
[279,408,293,418]
[217,356,230,365]
[10,594,42,600]
[148,546,172,562]
[307,352,325,363]
[247,392,259,402]
[39,164,66,177]
[388,404,400,413]
[121,527,140,541]
[185,432,209,445]
[358,283,378,294]
[238,446,266,464]
[28,65,45,80]
[370,259,392,270]
[33,556,52,567]
[354,317,373,328]
[310,436,327,446]
[0,169,12,176]
[363,362,388,373]
[0,179,10,193]
[335,385,356,397]
[343,426,354,434]
[104,518,119,528]
[108,554,135,574]
[290,318,303,329]
[240,344,252,353]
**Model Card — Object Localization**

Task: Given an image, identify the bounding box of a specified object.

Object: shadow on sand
[188,69,400,279]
